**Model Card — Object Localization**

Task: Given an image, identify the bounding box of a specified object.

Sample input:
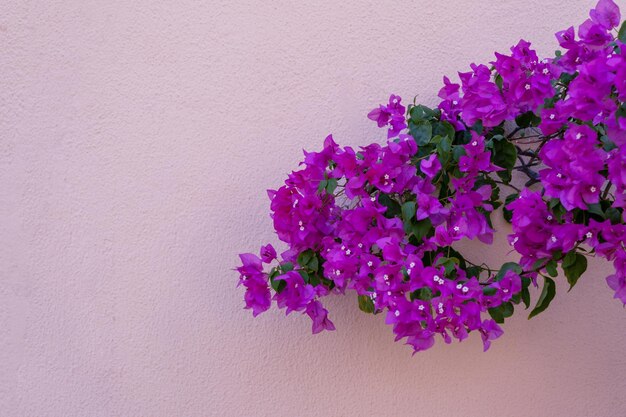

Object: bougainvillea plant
[237,0,626,352]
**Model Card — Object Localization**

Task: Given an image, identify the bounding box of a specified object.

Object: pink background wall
[2,1,626,416]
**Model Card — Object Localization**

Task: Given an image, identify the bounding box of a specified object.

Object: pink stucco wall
[2,1,626,416]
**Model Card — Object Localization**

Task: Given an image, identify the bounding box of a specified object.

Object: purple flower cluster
[237,0,626,353]
[439,40,555,129]
[539,124,606,210]
[508,0,626,305]
[239,127,518,351]
[367,94,408,139]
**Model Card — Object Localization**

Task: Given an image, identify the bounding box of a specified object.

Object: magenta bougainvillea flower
[236,0,626,353]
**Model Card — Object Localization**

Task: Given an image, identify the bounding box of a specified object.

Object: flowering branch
[236,0,626,353]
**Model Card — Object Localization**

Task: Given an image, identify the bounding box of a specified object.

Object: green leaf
[298,270,310,283]
[471,120,484,134]
[409,120,433,145]
[619,21,626,43]
[410,218,432,241]
[401,201,416,222]
[502,302,514,318]
[545,260,558,277]
[411,287,434,301]
[587,203,606,219]
[326,178,338,194]
[528,277,556,319]
[495,262,522,281]
[521,286,531,309]
[515,111,541,128]
[436,135,452,159]
[444,247,468,269]
[297,250,315,267]
[492,139,517,171]
[488,306,505,323]
[511,292,522,305]
[558,71,577,85]
[496,169,512,184]
[531,258,548,271]
[483,286,497,296]
[548,198,560,209]
[489,302,514,324]
[357,295,375,314]
[433,121,456,141]
[562,251,576,268]
[317,179,328,194]
[452,146,466,162]
[606,207,622,224]
[269,269,286,292]
[410,105,437,122]
[494,74,503,91]
[378,194,401,218]
[601,135,617,152]
[491,138,517,184]
[562,252,587,291]
[435,256,458,274]
[308,272,321,286]
[466,266,482,278]
[502,193,519,223]
[280,262,294,272]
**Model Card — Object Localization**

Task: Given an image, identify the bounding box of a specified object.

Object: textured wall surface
[2,1,626,416]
